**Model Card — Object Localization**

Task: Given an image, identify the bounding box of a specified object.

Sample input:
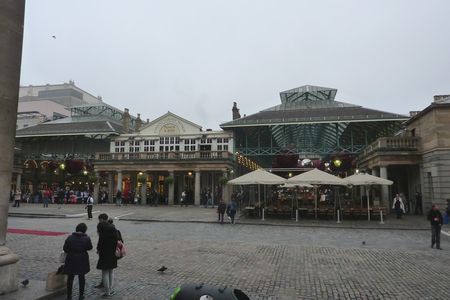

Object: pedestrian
[217,199,226,224]
[86,194,94,220]
[400,192,409,213]
[207,189,213,208]
[227,199,238,224]
[414,192,423,215]
[180,190,186,207]
[63,223,93,300]
[96,213,119,298]
[115,190,122,206]
[43,189,50,208]
[13,189,21,207]
[95,218,124,290]
[392,194,405,219]
[427,204,443,250]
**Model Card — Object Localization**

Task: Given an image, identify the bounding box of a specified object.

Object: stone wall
[421,149,450,210]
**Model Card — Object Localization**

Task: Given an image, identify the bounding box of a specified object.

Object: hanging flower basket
[65,159,85,174]
[165,176,174,185]
[137,174,147,183]
[218,176,229,185]
[88,174,98,183]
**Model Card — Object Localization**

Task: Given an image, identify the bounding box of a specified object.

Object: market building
[94,112,235,206]
[12,82,138,199]
[220,85,409,213]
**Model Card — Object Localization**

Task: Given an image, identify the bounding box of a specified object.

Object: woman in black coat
[63,223,93,300]
[96,213,119,297]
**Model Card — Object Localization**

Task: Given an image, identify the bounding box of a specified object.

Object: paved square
[5,207,450,299]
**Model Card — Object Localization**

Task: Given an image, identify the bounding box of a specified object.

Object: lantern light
[333,159,342,167]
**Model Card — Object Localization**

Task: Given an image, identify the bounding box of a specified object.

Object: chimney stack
[135,113,143,131]
[434,95,450,103]
[122,108,131,133]
[232,102,241,120]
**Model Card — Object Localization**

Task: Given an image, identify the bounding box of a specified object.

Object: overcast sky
[21,0,450,129]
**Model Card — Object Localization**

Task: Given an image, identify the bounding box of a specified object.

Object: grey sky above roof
[20,0,450,130]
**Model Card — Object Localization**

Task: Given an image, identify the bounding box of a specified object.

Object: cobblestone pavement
[8,203,431,230]
[4,215,450,300]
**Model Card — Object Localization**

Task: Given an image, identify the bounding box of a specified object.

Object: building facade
[94,112,235,206]
[358,95,450,211]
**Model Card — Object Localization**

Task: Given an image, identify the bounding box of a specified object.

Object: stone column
[194,170,201,206]
[15,173,21,191]
[107,172,114,203]
[0,0,25,294]
[140,173,147,205]
[380,166,389,209]
[168,171,174,205]
[93,172,100,202]
[117,171,123,192]
[222,171,229,202]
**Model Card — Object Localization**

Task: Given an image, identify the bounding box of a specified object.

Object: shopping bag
[46,271,67,291]
[115,240,126,259]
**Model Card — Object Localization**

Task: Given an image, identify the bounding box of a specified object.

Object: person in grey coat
[63,223,93,300]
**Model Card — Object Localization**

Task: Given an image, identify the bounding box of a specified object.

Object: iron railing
[96,151,233,161]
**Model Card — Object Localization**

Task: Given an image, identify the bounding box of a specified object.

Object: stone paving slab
[8,203,431,230]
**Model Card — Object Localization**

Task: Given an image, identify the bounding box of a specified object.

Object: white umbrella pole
[367,186,371,221]
[258,184,262,219]
[315,186,318,219]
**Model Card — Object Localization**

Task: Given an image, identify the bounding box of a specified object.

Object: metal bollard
[262,208,265,221]
[296,209,298,222]
[336,209,341,224]
[379,210,384,224]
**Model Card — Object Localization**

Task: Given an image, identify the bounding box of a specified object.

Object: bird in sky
[157,266,167,272]
[52,35,56,39]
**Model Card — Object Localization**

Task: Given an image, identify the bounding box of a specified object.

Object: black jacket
[427,209,443,226]
[96,222,118,270]
[63,232,93,275]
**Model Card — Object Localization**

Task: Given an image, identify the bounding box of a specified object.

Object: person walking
[13,189,21,207]
[392,194,405,219]
[180,190,187,207]
[427,204,443,250]
[97,213,119,298]
[217,199,226,224]
[227,199,238,224]
[115,190,122,206]
[63,223,93,300]
[414,192,423,215]
[86,194,94,220]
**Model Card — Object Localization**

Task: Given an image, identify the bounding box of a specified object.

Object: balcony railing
[361,136,420,157]
[96,151,232,161]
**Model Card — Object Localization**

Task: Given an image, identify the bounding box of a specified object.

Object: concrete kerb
[119,217,430,231]
[8,213,430,231]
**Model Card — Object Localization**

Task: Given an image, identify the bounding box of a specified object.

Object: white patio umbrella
[345,173,393,221]
[228,169,286,209]
[287,168,348,219]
